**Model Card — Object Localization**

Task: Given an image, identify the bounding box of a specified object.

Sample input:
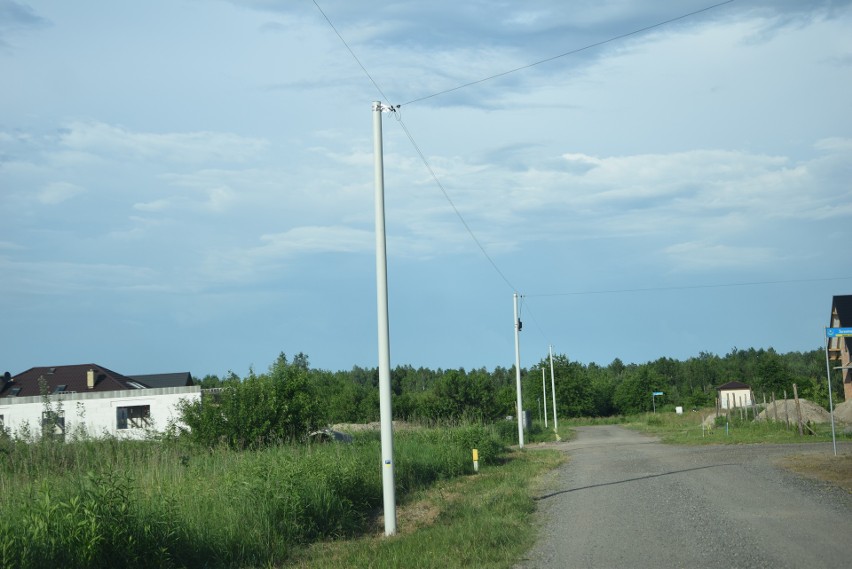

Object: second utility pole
[514,292,524,449]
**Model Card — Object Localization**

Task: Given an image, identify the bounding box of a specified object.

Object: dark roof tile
[0,364,144,398]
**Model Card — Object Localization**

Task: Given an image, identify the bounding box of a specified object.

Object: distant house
[716,381,752,409]
[828,295,852,401]
[128,372,194,389]
[0,364,200,440]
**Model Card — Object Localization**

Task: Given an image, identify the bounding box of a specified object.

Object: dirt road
[516,426,852,569]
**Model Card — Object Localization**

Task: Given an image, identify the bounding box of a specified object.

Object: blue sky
[2,0,851,378]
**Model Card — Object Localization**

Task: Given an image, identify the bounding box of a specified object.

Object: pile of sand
[756,399,832,424]
[833,399,852,424]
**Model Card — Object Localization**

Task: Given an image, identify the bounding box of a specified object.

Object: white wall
[719,388,752,409]
[0,386,201,440]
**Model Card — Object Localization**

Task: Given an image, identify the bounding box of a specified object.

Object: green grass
[289,448,564,569]
[0,424,513,568]
[624,409,852,445]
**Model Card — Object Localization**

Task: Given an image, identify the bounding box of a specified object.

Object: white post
[514,292,524,449]
[549,344,558,433]
[824,331,837,457]
[542,367,548,428]
[372,101,396,535]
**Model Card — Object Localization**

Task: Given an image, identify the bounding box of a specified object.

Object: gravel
[515,425,852,569]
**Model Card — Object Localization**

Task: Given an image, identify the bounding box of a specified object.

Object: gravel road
[516,425,852,569]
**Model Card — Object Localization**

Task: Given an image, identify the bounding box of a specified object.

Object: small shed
[716,381,752,409]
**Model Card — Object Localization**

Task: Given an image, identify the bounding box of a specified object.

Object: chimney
[87,368,95,389]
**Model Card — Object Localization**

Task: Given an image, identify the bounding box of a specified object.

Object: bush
[178,354,323,448]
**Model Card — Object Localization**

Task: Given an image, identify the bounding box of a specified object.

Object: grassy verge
[0,424,516,568]
[289,448,564,569]
[624,410,852,445]
[778,453,852,493]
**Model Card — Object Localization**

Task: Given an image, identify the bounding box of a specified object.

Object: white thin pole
[513,292,524,449]
[542,367,548,428]
[549,344,558,433]
[372,101,396,535]
[824,330,837,456]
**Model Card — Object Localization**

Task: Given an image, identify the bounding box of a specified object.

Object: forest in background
[192,347,841,429]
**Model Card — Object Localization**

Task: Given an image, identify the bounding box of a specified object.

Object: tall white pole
[372,101,397,535]
[549,344,558,433]
[824,331,837,457]
[542,367,548,428]
[513,292,524,448]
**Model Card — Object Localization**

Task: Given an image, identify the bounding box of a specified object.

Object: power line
[526,276,852,298]
[311,0,517,293]
[311,0,393,105]
[394,116,517,292]
[401,0,735,106]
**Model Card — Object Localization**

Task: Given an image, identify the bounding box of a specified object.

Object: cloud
[200,225,373,283]
[0,256,159,295]
[663,241,778,270]
[0,0,48,49]
[59,121,269,165]
[37,181,85,205]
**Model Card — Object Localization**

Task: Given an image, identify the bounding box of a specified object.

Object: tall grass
[0,424,505,568]
[289,449,564,569]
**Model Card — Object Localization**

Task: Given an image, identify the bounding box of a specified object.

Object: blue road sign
[827,327,852,338]
[652,391,664,396]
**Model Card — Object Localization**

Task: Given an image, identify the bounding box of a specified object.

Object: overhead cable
[312,0,517,293]
[401,0,735,106]
[526,276,852,298]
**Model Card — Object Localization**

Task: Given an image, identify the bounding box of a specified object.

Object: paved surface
[516,426,852,569]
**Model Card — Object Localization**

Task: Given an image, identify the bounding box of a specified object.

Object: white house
[0,364,200,440]
[716,380,753,410]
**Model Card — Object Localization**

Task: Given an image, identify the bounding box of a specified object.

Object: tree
[178,354,323,448]
[613,367,664,414]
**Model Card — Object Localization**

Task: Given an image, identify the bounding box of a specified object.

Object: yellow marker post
[472,448,479,473]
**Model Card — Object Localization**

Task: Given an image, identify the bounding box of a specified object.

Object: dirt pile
[756,399,832,424]
[833,399,852,424]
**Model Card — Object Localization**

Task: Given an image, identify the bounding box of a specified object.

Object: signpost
[652,391,664,414]
[824,328,842,456]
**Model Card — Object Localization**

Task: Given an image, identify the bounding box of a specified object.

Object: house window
[116,405,152,429]
[52,384,67,394]
[41,411,66,441]
[7,387,21,397]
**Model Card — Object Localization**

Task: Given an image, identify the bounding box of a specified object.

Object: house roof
[129,372,194,388]
[0,364,148,398]
[716,381,751,391]
[831,295,852,326]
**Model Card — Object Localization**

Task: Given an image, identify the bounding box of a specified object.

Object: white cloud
[59,121,269,165]
[37,181,84,204]
[133,198,173,212]
[0,256,159,295]
[199,225,374,283]
[663,241,778,270]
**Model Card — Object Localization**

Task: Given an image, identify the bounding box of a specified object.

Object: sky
[1,0,851,378]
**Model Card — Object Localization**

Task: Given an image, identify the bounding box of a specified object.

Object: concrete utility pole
[542,367,548,428]
[513,292,524,449]
[824,329,837,457]
[549,344,558,433]
[372,101,396,535]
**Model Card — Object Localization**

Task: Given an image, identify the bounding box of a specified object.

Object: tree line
[182,347,840,446]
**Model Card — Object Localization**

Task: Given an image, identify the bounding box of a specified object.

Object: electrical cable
[311,0,394,105]
[526,276,852,298]
[311,0,517,293]
[401,0,735,106]
[395,115,517,292]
